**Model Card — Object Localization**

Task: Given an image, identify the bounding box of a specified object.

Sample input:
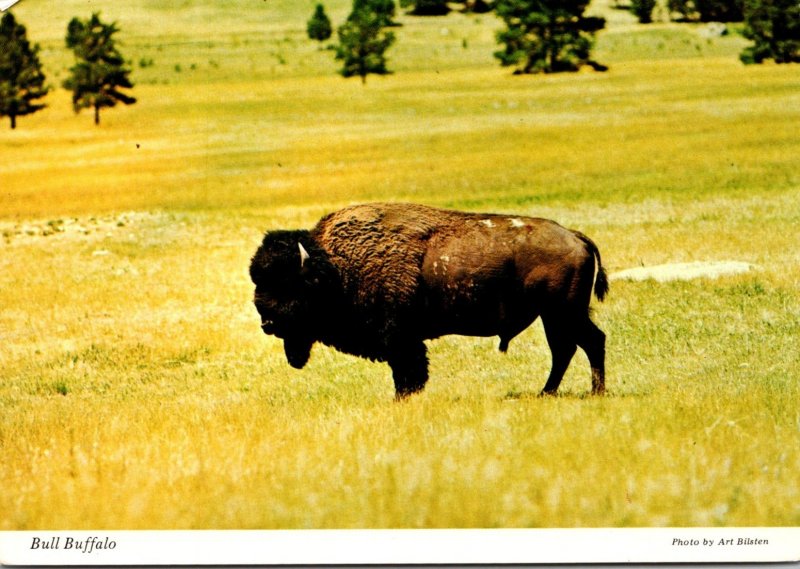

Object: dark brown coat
[250,203,607,398]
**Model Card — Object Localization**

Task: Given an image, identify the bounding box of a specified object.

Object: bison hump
[311,204,448,308]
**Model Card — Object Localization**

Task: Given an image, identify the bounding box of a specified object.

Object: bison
[250,203,608,399]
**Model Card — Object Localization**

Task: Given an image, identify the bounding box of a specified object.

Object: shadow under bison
[250,203,608,399]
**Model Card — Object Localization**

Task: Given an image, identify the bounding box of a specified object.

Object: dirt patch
[0,212,163,245]
[610,261,755,282]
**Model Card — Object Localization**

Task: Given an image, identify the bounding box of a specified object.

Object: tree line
[2,1,797,129]
[312,0,798,82]
[0,12,135,129]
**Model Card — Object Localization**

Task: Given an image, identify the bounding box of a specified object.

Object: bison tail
[594,265,609,302]
[575,231,608,302]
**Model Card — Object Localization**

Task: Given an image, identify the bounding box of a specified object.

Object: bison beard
[250,203,608,399]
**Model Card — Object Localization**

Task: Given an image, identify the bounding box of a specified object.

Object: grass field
[1,0,799,529]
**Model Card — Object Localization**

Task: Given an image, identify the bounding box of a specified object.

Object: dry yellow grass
[1,0,799,530]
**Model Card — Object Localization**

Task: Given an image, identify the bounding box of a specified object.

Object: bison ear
[298,242,310,268]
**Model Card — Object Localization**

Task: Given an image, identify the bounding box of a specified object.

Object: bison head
[249,230,340,369]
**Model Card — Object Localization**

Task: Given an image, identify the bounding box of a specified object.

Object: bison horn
[298,242,310,268]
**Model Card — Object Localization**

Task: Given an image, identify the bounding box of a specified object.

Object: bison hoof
[394,387,425,401]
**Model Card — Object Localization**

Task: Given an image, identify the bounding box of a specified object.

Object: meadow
[1,0,798,530]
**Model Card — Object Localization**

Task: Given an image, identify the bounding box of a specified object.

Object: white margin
[1,527,799,566]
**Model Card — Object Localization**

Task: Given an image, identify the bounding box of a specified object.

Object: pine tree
[668,0,743,21]
[63,13,136,126]
[494,0,606,74]
[400,0,451,15]
[700,0,743,20]
[307,4,333,43]
[631,0,657,23]
[335,1,396,83]
[0,12,49,130]
[354,0,398,26]
[740,0,800,64]
[460,0,494,13]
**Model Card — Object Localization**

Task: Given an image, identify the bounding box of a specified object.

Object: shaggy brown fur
[250,202,608,398]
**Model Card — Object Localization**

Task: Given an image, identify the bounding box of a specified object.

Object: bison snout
[261,320,279,336]
[261,320,285,339]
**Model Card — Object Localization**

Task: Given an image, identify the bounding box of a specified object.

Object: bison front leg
[387,340,429,400]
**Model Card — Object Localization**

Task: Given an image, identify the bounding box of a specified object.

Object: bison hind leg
[576,317,606,395]
[540,312,578,395]
[540,310,606,396]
